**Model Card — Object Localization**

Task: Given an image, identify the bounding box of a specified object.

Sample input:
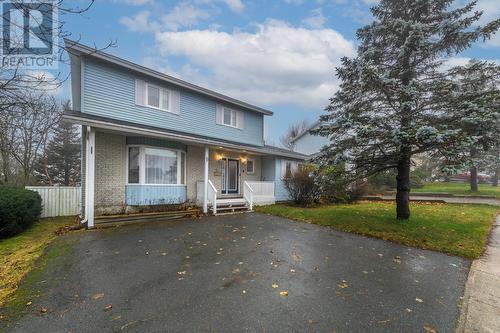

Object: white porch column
[86,127,96,228]
[203,146,209,214]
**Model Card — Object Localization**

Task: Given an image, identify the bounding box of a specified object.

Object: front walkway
[2,213,469,332]
[457,215,500,332]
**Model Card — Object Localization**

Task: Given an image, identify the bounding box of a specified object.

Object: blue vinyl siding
[126,185,187,205]
[83,59,264,146]
[261,157,290,201]
[274,159,290,201]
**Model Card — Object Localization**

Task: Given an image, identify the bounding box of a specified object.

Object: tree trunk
[493,167,499,187]
[396,150,411,220]
[470,166,478,192]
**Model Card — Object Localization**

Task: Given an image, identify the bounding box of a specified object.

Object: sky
[57,0,500,145]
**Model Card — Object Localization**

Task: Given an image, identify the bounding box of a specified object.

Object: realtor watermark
[1,0,58,69]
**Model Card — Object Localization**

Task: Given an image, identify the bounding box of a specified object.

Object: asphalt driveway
[1,213,470,332]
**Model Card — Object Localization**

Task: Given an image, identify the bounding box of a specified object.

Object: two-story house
[63,40,307,228]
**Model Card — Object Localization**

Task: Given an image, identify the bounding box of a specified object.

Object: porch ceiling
[63,111,308,160]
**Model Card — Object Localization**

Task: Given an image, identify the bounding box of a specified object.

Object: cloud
[161,3,209,31]
[120,3,209,32]
[222,0,244,13]
[120,10,158,32]
[118,0,154,5]
[152,20,355,108]
[302,8,326,29]
[284,0,304,4]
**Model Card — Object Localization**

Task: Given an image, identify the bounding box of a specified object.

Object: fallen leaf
[272,283,279,288]
[185,256,190,259]
[362,270,369,274]
[405,308,412,313]
[145,252,149,255]
[290,269,296,273]
[242,290,246,294]
[177,271,187,275]
[104,304,113,311]
[161,252,167,256]
[26,301,32,306]
[92,293,105,300]
[279,291,289,296]
[40,307,48,313]
[423,324,437,333]
[415,298,424,303]
[338,283,349,289]
[112,315,121,320]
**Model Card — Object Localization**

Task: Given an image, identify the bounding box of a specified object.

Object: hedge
[0,187,42,239]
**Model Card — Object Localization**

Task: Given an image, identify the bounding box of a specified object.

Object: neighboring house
[63,40,307,228]
[291,121,330,156]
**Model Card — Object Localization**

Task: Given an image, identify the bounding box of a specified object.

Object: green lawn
[412,182,500,198]
[256,202,498,259]
[0,216,76,307]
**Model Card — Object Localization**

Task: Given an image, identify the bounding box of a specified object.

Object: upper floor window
[216,104,244,129]
[136,79,179,114]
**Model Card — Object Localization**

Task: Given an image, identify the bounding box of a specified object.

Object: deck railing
[245,181,275,205]
[243,181,254,211]
[207,180,217,214]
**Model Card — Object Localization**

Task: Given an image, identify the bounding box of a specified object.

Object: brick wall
[95,131,126,215]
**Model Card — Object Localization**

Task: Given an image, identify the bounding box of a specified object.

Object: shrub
[283,166,320,205]
[314,164,351,203]
[0,187,42,239]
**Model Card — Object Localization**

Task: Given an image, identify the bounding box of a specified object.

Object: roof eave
[63,112,306,160]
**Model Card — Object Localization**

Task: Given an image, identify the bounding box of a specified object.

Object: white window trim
[218,106,243,130]
[146,83,171,112]
[126,145,187,186]
[136,79,179,115]
[281,159,296,179]
[246,158,255,175]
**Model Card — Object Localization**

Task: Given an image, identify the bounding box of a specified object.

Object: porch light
[240,157,247,164]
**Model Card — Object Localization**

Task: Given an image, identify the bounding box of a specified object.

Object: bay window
[127,146,186,185]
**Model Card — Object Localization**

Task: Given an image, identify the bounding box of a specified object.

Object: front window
[147,84,170,111]
[147,85,160,108]
[145,148,177,184]
[128,147,140,184]
[223,108,237,127]
[128,146,186,185]
[247,159,254,174]
[285,161,292,178]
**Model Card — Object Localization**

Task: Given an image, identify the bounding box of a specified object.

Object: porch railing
[245,181,275,205]
[243,181,254,211]
[207,180,217,214]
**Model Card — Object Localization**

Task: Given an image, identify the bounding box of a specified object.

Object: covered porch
[76,122,302,228]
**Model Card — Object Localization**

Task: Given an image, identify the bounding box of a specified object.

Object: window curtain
[145,148,177,184]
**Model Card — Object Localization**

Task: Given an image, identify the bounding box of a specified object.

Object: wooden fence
[25,186,81,218]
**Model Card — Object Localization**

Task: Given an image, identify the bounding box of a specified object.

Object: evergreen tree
[37,101,81,186]
[441,60,500,191]
[314,0,499,219]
